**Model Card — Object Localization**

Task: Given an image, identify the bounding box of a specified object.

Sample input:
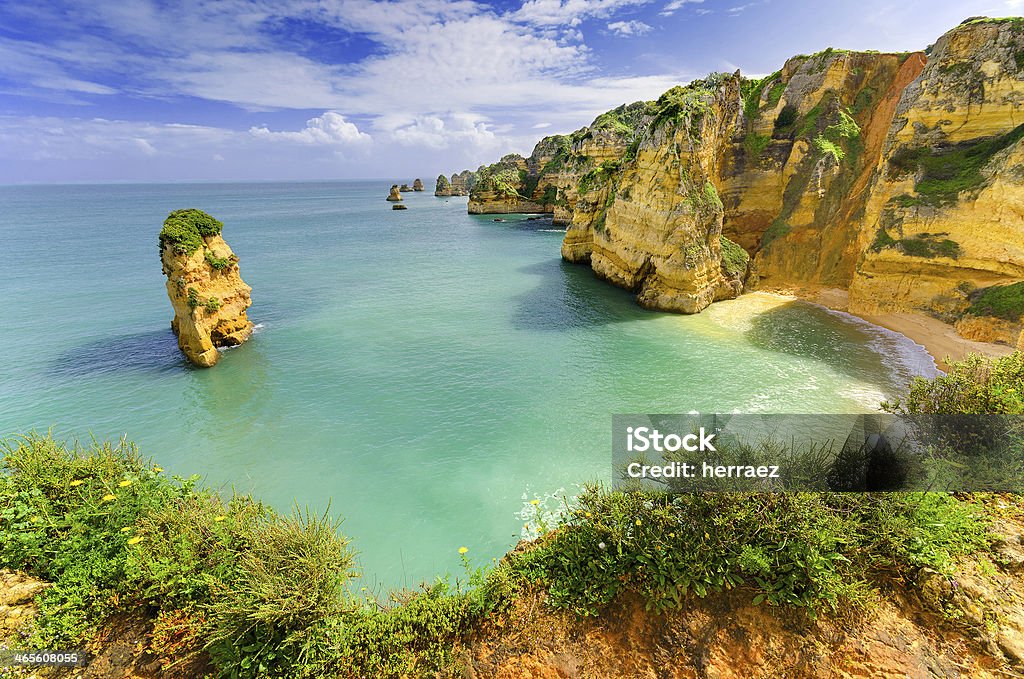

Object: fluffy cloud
[250,112,371,145]
[382,113,501,151]
[607,19,652,36]
[659,0,703,16]
[511,0,653,27]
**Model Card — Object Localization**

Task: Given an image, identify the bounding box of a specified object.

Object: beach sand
[761,287,1016,371]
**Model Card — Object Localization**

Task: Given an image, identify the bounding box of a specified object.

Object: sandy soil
[759,286,1016,371]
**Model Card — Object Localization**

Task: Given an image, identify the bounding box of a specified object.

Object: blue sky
[0,0,1020,183]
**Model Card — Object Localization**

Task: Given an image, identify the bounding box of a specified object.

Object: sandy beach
[760,287,1017,371]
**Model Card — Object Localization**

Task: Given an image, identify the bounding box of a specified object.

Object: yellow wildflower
[635,519,642,526]
[118,480,132,487]
[69,479,85,487]
[458,546,468,554]
[102,494,116,502]
[585,512,592,518]
[153,467,164,473]
[127,536,143,545]
[120,527,132,533]
[668,533,675,538]
[530,499,540,506]
[214,515,226,522]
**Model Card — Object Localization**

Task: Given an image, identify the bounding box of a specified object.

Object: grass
[887,124,1024,206]
[204,250,229,271]
[968,281,1024,321]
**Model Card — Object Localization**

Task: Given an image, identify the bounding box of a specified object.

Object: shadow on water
[510,257,663,332]
[743,300,894,383]
[49,327,190,378]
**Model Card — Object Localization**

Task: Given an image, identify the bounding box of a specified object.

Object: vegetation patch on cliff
[968,281,1024,322]
[720,236,750,277]
[888,124,1024,206]
[158,209,223,258]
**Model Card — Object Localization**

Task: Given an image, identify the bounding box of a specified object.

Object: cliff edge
[467,18,1024,341]
[159,209,254,367]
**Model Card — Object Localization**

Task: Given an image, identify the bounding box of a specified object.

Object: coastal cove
[0,180,941,588]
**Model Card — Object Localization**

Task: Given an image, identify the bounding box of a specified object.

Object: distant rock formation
[435,174,452,196]
[159,209,254,367]
[399,183,413,192]
[393,204,408,210]
[413,178,425,191]
[386,185,403,201]
[450,170,476,196]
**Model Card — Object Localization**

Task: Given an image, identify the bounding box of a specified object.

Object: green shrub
[870,228,898,252]
[814,135,845,162]
[203,297,221,313]
[159,209,223,258]
[499,489,989,617]
[205,508,356,678]
[968,281,1024,321]
[187,288,200,310]
[204,250,230,270]
[0,435,177,647]
[883,352,1024,415]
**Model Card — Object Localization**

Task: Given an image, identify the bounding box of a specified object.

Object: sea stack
[435,174,452,196]
[399,183,413,192]
[386,185,403,201]
[412,178,425,191]
[159,209,254,368]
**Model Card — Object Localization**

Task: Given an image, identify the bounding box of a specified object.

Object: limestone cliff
[849,18,1024,335]
[159,209,254,368]
[468,18,1024,330]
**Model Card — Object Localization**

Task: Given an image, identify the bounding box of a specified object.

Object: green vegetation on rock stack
[158,208,223,258]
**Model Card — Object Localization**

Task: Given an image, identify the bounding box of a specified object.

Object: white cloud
[511,0,654,27]
[659,0,703,16]
[249,112,371,145]
[383,113,500,151]
[607,19,652,36]
[532,122,553,129]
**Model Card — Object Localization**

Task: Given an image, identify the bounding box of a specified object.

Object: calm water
[0,181,938,589]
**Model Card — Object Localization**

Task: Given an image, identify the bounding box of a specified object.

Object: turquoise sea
[0,181,939,589]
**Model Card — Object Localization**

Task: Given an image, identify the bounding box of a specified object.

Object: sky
[1,0,1022,183]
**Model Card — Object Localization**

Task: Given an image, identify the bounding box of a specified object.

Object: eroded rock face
[435,174,452,196]
[386,185,402,201]
[412,178,424,191]
[467,18,1024,325]
[159,209,254,368]
[849,19,1024,323]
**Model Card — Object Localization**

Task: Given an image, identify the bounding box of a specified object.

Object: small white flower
[598,542,606,550]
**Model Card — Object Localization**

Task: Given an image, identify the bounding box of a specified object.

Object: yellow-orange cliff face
[159,210,254,368]
[468,19,1024,343]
